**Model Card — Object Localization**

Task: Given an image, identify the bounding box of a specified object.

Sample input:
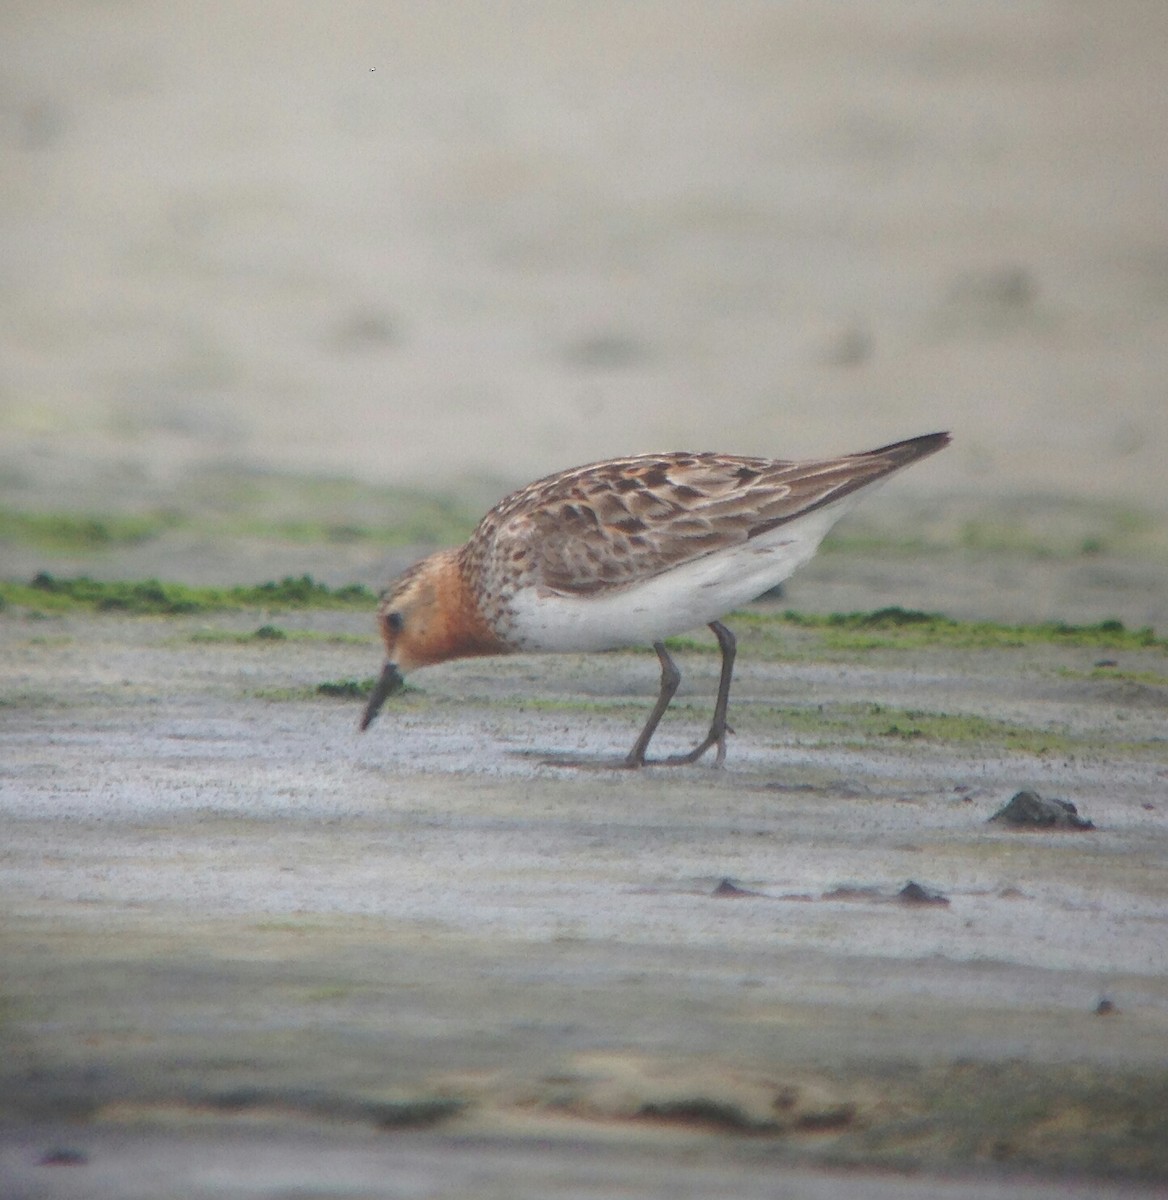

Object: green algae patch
[188,626,369,646]
[189,623,288,642]
[0,573,377,615]
[0,508,184,550]
[315,678,376,700]
[254,678,379,702]
[656,608,1164,663]
[866,1061,1168,1180]
[186,469,480,547]
[735,607,1165,654]
[0,474,481,553]
[742,700,1075,756]
[1058,666,1168,687]
[730,699,1163,759]
[3,577,1161,659]
[864,706,1071,756]
[822,495,1167,561]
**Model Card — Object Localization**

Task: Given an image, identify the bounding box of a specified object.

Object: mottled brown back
[462,433,948,598]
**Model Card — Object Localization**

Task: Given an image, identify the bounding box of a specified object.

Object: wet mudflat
[1,595,1166,1197]
[5,0,1168,1191]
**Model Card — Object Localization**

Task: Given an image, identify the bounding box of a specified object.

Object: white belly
[506,496,856,652]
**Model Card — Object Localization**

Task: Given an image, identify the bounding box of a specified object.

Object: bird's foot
[624,723,734,769]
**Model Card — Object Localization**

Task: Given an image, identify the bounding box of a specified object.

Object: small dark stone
[898,880,950,905]
[37,1147,88,1167]
[1095,998,1117,1016]
[713,877,755,897]
[638,1097,769,1132]
[369,1097,465,1128]
[988,790,1095,830]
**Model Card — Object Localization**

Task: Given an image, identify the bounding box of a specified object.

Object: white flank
[506,495,859,652]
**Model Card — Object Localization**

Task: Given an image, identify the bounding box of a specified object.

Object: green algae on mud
[188,625,369,645]
[636,608,1164,660]
[252,677,386,702]
[821,494,1168,561]
[745,702,1082,757]
[1,576,1163,656]
[0,508,184,550]
[0,573,377,615]
[279,681,1165,762]
[733,607,1166,655]
[4,579,1165,764]
[179,469,481,547]
[0,474,481,555]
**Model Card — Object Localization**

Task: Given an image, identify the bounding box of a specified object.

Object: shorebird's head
[359,553,446,731]
[359,548,505,732]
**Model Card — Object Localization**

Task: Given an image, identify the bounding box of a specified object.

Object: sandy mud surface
[1,579,1166,1196]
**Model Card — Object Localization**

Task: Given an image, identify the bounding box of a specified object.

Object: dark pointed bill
[359,661,405,731]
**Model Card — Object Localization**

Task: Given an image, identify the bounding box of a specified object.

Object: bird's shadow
[510,749,635,771]
[510,749,708,771]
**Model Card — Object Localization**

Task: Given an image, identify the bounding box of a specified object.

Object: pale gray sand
[1,601,1166,1195]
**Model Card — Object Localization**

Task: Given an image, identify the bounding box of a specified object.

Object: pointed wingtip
[870,430,951,463]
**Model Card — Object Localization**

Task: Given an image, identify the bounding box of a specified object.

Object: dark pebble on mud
[988,790,1095,830]
[898,880,950,905]
[712,877,758,897]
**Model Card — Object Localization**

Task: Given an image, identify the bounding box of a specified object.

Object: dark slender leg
[658,620,736,766]
[625,622,737,768]
[624,641,681,767]
[544,623,736,770]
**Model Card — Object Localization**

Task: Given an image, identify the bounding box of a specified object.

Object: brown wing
[473,433,948,597]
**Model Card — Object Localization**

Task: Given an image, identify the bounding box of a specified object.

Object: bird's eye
[386,611,404,633]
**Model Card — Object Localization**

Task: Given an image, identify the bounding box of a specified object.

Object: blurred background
[2,1,1166,608]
